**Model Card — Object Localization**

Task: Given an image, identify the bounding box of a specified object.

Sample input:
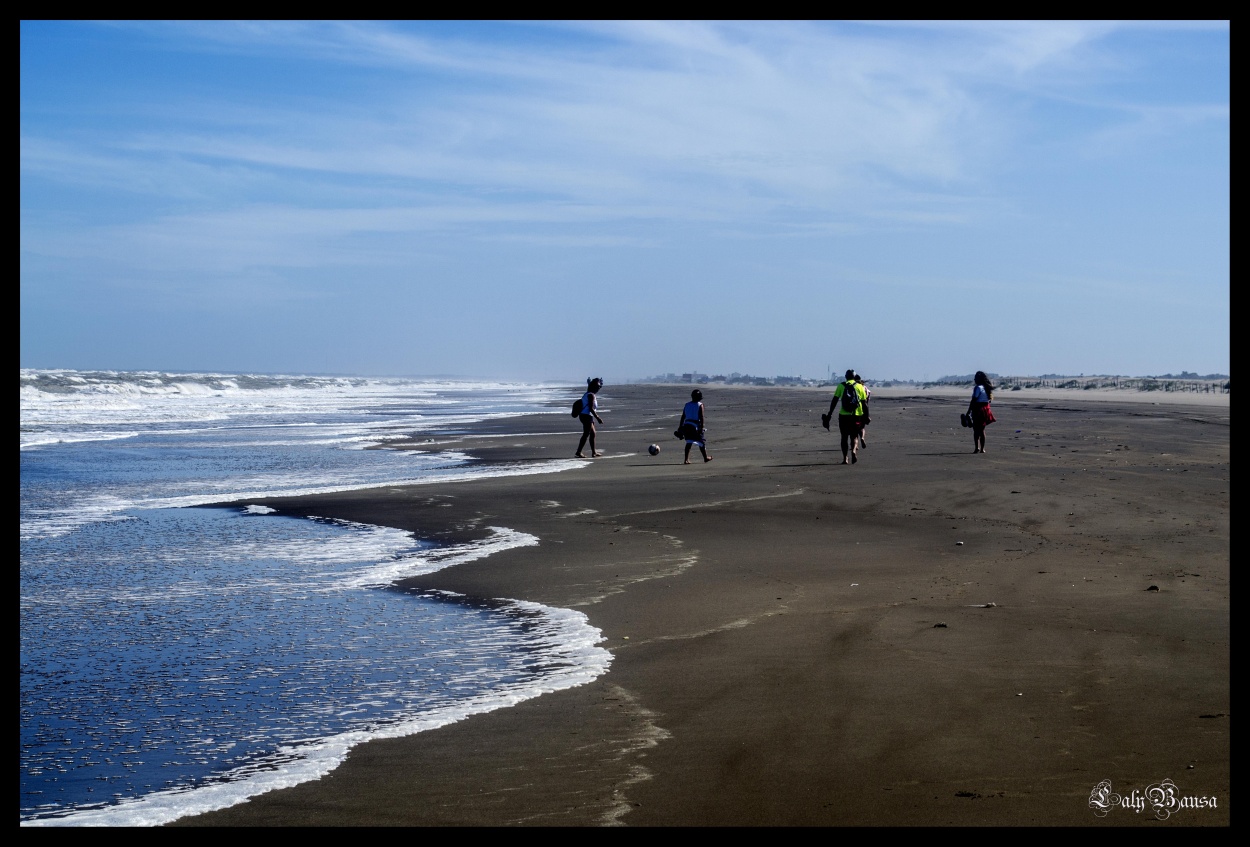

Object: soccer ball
[648,444,661,456]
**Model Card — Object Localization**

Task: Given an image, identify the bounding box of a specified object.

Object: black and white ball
[648,443,661,456]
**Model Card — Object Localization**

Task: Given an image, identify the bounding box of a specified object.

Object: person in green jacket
[823,369,868,465]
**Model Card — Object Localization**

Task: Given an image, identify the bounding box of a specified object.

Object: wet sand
[175,383,1230,826]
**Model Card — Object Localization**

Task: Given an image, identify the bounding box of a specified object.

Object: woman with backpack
[823,369,868,465]
[968,371,996,453]
[575,377,604,458]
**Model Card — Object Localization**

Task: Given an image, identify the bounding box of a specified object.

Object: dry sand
[175,383,1229,827]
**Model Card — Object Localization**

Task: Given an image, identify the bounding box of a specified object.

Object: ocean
[19,369,611,826]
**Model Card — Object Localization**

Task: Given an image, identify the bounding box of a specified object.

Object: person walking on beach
[823,369,868,465]
[968,371,996,453]
[677,389,712,464]
[576,377,605,458]
[854,372,871,448]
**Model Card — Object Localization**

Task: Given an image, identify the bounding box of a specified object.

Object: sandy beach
[175,383,1230,827]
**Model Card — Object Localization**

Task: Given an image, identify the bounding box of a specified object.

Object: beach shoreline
[175,383,1230,826]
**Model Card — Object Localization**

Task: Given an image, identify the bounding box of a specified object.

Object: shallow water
[19,371,608,825]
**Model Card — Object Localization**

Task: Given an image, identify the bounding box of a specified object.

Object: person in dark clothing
[678,389,712,464]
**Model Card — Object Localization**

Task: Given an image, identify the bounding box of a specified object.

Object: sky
[20,21,1229,383]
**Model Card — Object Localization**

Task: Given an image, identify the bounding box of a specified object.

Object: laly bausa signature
[1089,779,1219,820]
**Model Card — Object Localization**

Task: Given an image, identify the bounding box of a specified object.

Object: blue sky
[20,21,1229,382]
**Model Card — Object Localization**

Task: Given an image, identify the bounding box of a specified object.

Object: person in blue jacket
[678,389,712,464]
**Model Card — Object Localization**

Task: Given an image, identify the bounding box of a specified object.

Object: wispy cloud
[22,22,1225,258]
[24,21,1228,239]
[20,23,1037,214]
[21,21,1229,377]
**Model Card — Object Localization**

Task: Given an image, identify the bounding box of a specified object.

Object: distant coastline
[633,371,1229,397]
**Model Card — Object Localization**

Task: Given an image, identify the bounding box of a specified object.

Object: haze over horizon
[21,21,1229,383]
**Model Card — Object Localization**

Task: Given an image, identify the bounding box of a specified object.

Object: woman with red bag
[968,371,996,453]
